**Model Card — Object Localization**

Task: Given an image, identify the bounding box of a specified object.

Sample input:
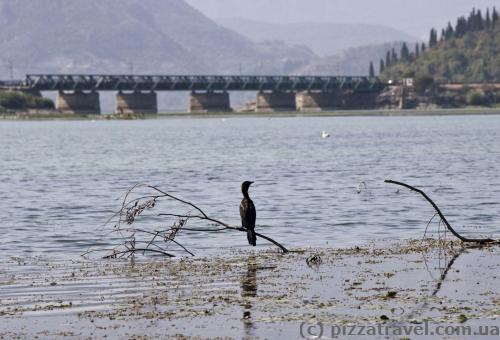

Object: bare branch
[385,179,498,244]
[104,248,176,259]
[95,183,289,259]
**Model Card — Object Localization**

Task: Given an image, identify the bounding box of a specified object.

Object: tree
[415,43,420,58]
[391,48,398,63]
[476,9,484,30]
[414,74,435,94]
[486,8,491,29]
[379,59,385,73]
[429,28,438,48]
[493,7,499,28]
[445,22,454,40]
[369,61,375,78]
[455,16,467,37]
[386,51,391,68]
[440,28,446,41]
[467,8,476,31]
[443,64,452,80]
[421,43,426,53]
[400,42,410,61]
[467,8,485,31]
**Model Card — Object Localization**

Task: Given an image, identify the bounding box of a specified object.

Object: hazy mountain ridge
[219,18,417,56]
[295,42,411,76]
[186,0,500,37]
[0,0,317,78]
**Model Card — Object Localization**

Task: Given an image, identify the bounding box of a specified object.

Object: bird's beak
[250,182,254,185]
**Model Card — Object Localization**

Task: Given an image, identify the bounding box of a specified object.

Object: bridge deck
[20,74,383,92]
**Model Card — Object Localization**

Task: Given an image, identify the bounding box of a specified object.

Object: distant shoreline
[2,107,500,121]
[161,107,500,119]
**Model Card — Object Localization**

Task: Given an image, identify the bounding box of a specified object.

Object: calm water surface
[1,115,499,259]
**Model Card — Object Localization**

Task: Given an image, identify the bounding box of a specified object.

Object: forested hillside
[373,7,500,83]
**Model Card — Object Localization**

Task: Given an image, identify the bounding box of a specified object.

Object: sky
[185,0,500,38]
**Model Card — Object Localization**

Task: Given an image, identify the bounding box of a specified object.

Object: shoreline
[1,239,499,339]
[2,107,500,121]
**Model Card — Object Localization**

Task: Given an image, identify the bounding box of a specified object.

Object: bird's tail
[247,229,257,247]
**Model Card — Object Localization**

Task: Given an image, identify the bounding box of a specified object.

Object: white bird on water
[321,131,330,138]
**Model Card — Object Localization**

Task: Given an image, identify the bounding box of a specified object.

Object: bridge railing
[24,74,383,92]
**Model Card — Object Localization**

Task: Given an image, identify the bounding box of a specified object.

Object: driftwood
[385,180,498,244]
[97,183,288,259]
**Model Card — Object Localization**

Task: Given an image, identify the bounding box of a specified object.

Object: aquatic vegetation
[1,239,499,338]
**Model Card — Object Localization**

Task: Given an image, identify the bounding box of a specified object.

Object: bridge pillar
[56,91,100,114]
[296,91,342,112]
[256,92,296,112]
[116,91,157,114]
[189,92,231,113]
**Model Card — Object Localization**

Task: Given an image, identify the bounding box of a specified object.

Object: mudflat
[1,239,498,339]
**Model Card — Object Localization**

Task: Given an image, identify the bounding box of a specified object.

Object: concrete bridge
[5,74,385,114]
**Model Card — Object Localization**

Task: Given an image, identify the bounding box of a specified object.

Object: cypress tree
[486,8,491,29]
[415,43,420,58]
[391,48,398,63]
[421,42,426,53]
[468,8,476,31]
[400,42,410,61]
[429,28,438,48]
[445,22,454,40]
[455,16,467,37]
[493,7,499,28]
[477,9,484,30]
[386,51,391,68]
[379,59,385,73]
[369,61,375,78]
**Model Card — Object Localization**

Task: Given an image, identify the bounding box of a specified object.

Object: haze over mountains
[219,19,416,57]
[187,0,500,38]
[0,0,432,80]
[0,0,316,79]
[296,42,408,76]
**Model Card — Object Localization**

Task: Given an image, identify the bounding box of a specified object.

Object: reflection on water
[240,255,258,336]
[0,116,500,259]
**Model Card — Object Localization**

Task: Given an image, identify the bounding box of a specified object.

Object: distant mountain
[187,0,499,38]
[295,42,410,76]
[219,18,417,57]
[0,0,317,79]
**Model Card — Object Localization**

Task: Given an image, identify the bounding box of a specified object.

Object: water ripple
[0,116,499,259]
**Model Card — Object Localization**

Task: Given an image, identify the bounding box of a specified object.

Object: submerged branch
[103,248,176,259]
[385,179,497,244]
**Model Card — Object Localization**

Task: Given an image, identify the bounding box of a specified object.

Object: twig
[103,248,176,259]
[166,237,195,257]
[385,180,497,244]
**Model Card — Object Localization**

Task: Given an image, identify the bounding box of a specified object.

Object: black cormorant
[240,181,256,246]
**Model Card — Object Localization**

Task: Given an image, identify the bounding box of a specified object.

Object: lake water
[1,115,499,259]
